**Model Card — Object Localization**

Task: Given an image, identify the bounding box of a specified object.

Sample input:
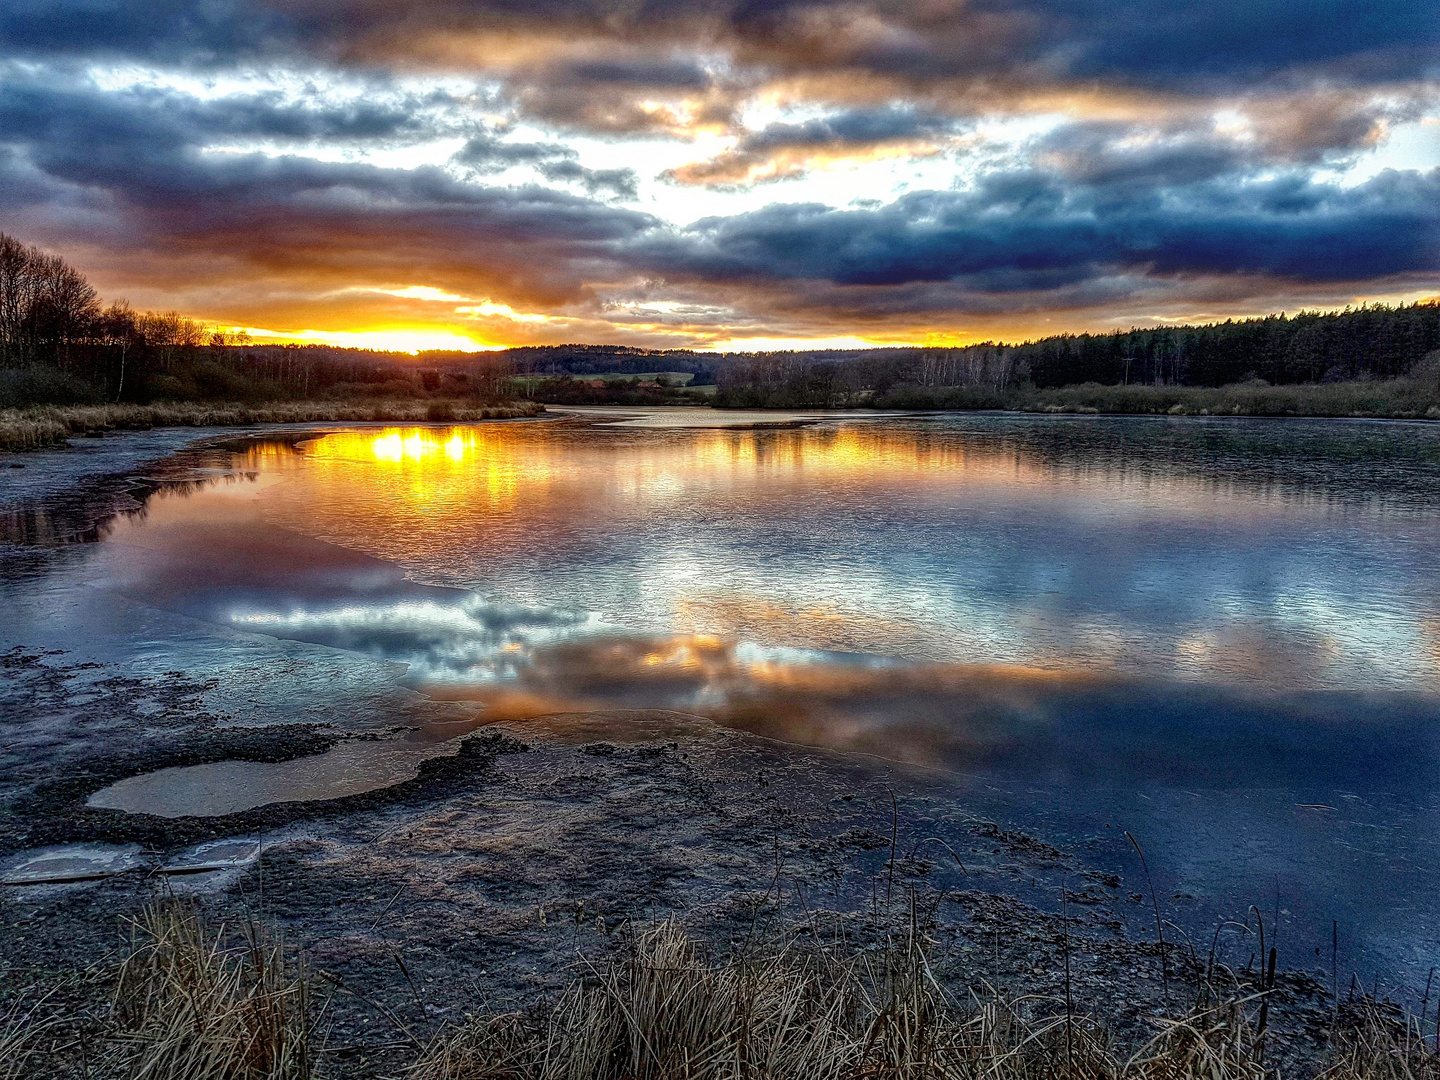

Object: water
[4,410,1439,985]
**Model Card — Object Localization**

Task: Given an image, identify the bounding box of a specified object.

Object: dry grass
[0,996,59,1080]
[5,904,1438,1080]
[0,413,69,451]
[411,923,869,1080]
[1023,378,1440,419]
[109,902,314,1080]
[407,921,1296,1080]
[860,375,1440,419]
[0,398,544,451]
[1318,1001,1440,1080]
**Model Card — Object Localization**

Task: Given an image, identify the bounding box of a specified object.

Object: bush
[0,365,105,408]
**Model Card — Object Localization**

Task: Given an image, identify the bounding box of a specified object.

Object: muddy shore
[1,651,1342,1079]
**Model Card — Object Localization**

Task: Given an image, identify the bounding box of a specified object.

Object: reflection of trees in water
[0,444,260,546]
[895,415,1440,510]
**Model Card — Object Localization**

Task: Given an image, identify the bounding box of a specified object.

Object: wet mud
[1,652,1341,1079]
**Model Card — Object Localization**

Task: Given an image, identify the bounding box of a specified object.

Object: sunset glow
[240,327,499,354]
[1,1,1435,347]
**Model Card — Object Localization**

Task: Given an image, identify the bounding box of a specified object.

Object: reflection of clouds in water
[671,594,941,658]
[214,584,1100,766]
[207,577,1440,784]
[100,418,1440,719]
[1174,623,1338,685]
[249,603,1100,765]
[400,628,1440,791]
[229,599,602,685]
[253,421,1440,696]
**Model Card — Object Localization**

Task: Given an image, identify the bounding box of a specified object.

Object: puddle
[159,837,262,874]
[87,738,459,818]
[2,843,146,885]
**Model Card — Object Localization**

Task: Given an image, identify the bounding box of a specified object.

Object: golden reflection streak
[281,427,559,517]
[233,421,1335,588]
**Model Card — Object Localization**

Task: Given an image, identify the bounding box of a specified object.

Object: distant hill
[417,301,1440,392]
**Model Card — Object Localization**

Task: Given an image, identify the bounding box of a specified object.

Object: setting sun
[240,327,499,354]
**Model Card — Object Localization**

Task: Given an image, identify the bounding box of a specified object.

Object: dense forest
[713,305,1440,407]
[3,230,1437,411]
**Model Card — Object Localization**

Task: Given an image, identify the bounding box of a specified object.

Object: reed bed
[1022,379,1440,419]
[0,399,544,451]
[866,376,1440,418]
[0,996,59,1080]
[1317,1001,1440,1080]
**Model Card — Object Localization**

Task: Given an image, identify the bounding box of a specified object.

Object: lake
[4,409,1439,989]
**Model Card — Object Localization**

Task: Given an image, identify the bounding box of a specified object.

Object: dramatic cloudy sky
[2,0,1438,349]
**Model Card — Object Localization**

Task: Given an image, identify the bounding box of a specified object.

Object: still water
[7,410,1440,983]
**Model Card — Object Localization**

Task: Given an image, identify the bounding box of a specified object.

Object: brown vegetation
[2,903,1435,1080]
[110,904,312,1079]
[851,371,1440,420]
[0,399,544,453]
[411,920,1421,1080]
[1020,375,1440,420]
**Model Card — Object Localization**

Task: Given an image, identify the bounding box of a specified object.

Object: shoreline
[713,377,1440,420]
[7,377,1440,455]
[0,398,545,452]
[0,660,1348,1079]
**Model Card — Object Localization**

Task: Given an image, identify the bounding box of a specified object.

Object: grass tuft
[111,902,314,1080]
[0,995,59,1080]
[408,920,1289,1080]
[1318,1000,1440,1080]
[5,903,1439,1080]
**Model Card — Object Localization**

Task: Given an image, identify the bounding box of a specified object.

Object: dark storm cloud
[2,59,1434,327]
[1032,124,1252,189]
[0,68,432,179]
[0,70,655,310]
[738,108,959,151]
[561,58,713,90]
[453,133,639,197]
[639,167,1440,292]
[5,0,1435,93]
[667,106,963,185]
[0,0,1434,340]
[0,0,280,64]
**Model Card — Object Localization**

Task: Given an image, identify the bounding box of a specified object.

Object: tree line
[4,230,1437,410]
[714,304,1440,407]
[0,233,520,407]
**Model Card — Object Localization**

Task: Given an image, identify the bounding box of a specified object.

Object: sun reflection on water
[366,430,471,462]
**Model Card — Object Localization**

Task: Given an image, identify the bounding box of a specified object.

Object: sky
[1,0,1438,351]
